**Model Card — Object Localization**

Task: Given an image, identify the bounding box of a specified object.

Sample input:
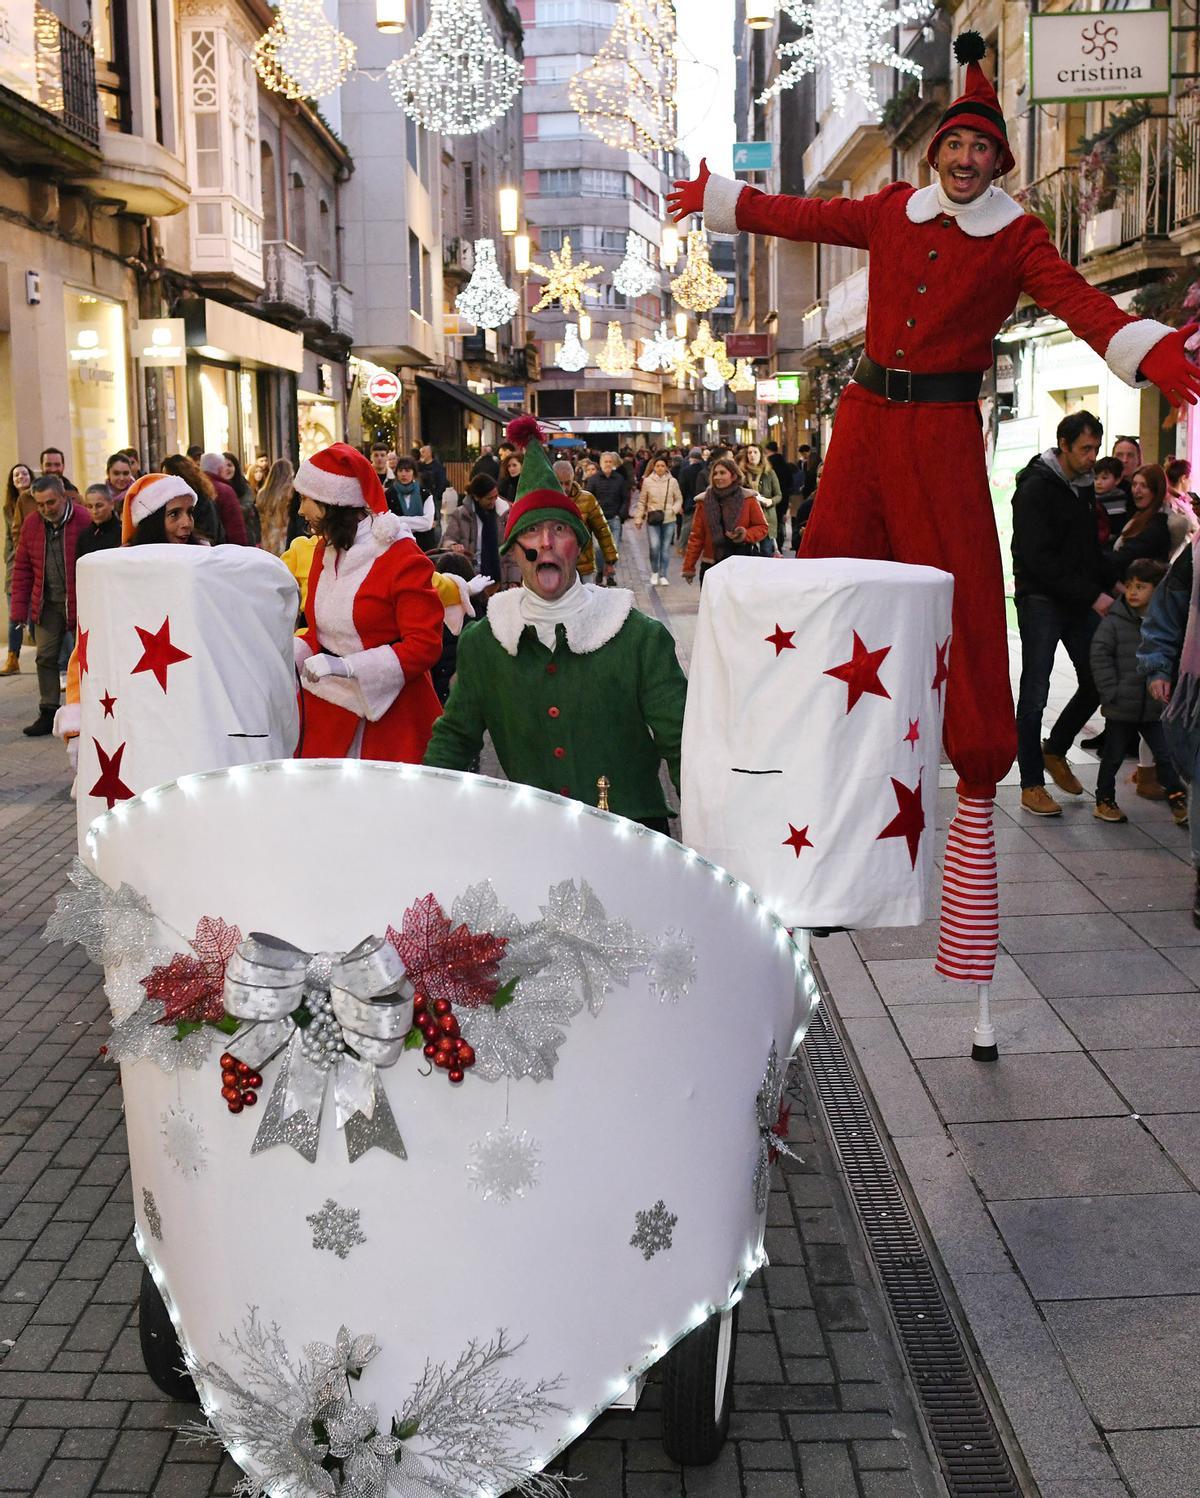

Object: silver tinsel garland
[184,1312,567,1498]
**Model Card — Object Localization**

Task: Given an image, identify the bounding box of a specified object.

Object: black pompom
[953,30,987,64]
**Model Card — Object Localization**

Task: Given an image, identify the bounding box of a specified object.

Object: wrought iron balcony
[0,7,100,169]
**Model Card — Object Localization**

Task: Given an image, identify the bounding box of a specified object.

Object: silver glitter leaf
[307,1199,366,1260]
[450,880,520,942]
[466,1126,541,1203]
[141,1187,163,1242]
[458,969,583,1082]
[629,1200,676,1260]
[105,952,170,1025]
[44,857,158,968]
[534,879,654,1017]
[107,1002,214,1072]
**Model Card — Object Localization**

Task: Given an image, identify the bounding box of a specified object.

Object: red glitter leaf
[386,893,507,1008]
[145,915,242,1025]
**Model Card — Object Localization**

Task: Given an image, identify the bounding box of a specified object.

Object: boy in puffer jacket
[1090,557,1188,825]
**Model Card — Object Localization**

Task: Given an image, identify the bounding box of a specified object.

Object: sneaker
[1093,799,1128,823]
[659,575,670,586]
[649,572,659,586]
[1169,791,1190,828]
[22,710,55,737]
[1042,743,1084,795]
[1021,786,1062,817]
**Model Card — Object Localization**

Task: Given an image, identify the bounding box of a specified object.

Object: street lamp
[498,187,520,236]
[375,0,406,31]
[660,224,681,271]
[674,310,688,338]
[578,312,592,341]
[747,0,776,27]
[513,233,531,275]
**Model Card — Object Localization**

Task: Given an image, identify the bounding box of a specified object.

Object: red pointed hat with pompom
[500,415,590,556]
[294,441,407,546]
[927,32,1015,178]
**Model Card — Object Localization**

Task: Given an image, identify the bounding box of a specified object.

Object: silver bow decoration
[223,933,414,1164]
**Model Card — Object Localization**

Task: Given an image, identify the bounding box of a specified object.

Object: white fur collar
[486,583,635,657]
[904,182,1024,237]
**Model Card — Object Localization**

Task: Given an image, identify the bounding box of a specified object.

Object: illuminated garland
[386,0,522,135]
[758,0,931,113]
[670,231,728,314]
[568,0,678,152]
[454,239,519,329]
[689,319,734,379]
[255,0,356,99]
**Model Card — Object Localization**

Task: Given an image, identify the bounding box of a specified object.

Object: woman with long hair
[162,454,225,544]
[246,454,270,494]
[740,443,783,557]
[3,462,34,674]
[223,451,260,545]
[1112,463,1172,579]
[1166,457,1200,555]
[682,456,769,585]
[632,454,684,585]
[255,458,295,557]
[498,453,523,503]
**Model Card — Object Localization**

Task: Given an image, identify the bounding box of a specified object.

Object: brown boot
[0,650,18,676]
[1169,791,1190,828]
[1042,742,1083,795]
[1021,786,1062,817]
[1134,764,1167,800]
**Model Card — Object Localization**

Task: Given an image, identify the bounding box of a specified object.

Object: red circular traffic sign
[366,371,401,407]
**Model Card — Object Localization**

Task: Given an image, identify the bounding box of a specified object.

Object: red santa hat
[294,441,407,547]
[120,472,195,544]
[926,32,1015,178]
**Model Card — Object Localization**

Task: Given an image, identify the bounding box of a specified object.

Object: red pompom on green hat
[927,32,1015,178]
[500,414,591,556]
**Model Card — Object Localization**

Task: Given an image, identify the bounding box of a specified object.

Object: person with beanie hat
[424,416,687,829]
[291,441,443,762]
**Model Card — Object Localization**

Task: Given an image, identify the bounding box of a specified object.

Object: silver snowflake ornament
[648,929,697,1003]
[466,1125,541,1203]
[161,1104,209,1178]
[759,0,932,114]
[141,1188,163,1242]
[630,1200,677,1260]
[306,1199,367,1261]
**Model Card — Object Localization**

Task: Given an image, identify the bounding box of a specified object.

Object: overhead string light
[637,322,685,373]
[758,0,931,114]
[671,231,728,314]
[556,323,590,372]
[569,0,678,152]
[596,322,634,376]
[255,0,356,99]
[530,237,602,315]
[454,239,519,329]
[386,0,523,134]
[611,233,659,300]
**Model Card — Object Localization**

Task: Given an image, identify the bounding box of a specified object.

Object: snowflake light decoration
[161,1105,208,1178]
[758,0,932,115]
[569,0,677,153]
[611,232,659,299]
[455,238,519,329]
[648,929,697,1003]
[254,0,356,100]
[466,1125,541,1202]
[670,230,728,314]
[530,237,602,315]
[596,321,633,376]
[637,321,684,373]
[306,1198,367,1260]
[556,323,590,372]
[630,1200,677,1260]
[386,0,523,136]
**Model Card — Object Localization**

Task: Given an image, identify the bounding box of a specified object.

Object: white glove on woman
[302,652,354,684]
[467,575,494,595]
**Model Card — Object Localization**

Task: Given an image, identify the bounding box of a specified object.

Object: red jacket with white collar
[703,176,1171,387]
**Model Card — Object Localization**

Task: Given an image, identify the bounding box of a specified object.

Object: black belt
[853,354,982,405]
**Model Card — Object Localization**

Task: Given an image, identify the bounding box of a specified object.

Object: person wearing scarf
[682,457,769,585]
[424,416,687,830]
[739,444,782,556]
[386,456,436,552]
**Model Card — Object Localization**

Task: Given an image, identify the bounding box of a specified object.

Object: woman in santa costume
[668,33,1200,996]
[292,442,443,762]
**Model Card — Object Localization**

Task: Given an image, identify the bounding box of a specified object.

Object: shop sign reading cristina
[1029,8,1170,103]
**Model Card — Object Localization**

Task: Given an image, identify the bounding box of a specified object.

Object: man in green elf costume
[423,416,687,831]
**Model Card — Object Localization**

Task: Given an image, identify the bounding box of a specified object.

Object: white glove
[67,737,78,771]
[302,652,354,684]
[467,575,494,596]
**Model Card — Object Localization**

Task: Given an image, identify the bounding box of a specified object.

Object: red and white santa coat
[703,173,1175,795]
[294,518,443,761]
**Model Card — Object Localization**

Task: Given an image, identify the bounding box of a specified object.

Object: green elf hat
[500,414,591,555]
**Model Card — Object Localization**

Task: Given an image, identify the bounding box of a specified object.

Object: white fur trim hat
[295,441,408,547]
[120,473,195,543]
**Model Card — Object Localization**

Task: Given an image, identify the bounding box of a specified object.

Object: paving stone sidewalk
[0,598,944,1497]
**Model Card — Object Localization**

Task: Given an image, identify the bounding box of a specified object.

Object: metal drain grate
[801,1001,1022,1497]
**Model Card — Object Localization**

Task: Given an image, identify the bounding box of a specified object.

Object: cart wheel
[660,1303,738,1465]
[138,1262,199,1403]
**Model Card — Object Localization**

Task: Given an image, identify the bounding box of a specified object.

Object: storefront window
[64,289,129,487]
[199,362,236,453]
[298,393,337,460]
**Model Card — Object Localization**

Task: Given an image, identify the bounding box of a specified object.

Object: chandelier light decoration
[702,356,728,392]
[568,0,678,153]
[530,237,602,315]
[670,231,728,314]
[730,358,757,392]
[612,233,659,300]
[556,323,590,372]
[596,321,634,376]
[255,0,356,99]
[454,239,519,329]
[386,0,523,134]
[689,319,735,379]
[637,322,685,373]
[758,0,931,114]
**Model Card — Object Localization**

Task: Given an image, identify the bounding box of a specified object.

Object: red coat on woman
[683,489,769,575]
[295,521,443,761]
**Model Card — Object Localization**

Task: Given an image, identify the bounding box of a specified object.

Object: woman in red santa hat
[291,441,443,761]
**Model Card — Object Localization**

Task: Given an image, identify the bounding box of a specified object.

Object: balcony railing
[1176,93,1200,229]
[332,284,354,342]
[1016,166,1081,265]
[305,262,334,329]
[825,266,868,347]
[262,241,309,315]
[799,300,827,352]
[31,6,99,149]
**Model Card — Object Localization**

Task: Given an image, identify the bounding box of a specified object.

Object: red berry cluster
[413,995,475,1084]
[220,1052,263,1114]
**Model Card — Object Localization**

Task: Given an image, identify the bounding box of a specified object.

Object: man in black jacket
[1012,410,1115,816]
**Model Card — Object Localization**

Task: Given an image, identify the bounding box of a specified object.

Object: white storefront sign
[0,0,36,105]
[1029,9,1170,103]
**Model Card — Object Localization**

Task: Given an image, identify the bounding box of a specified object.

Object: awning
[415,375,506,428]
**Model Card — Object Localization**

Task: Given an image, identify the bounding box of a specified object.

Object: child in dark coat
[1090,557,1187,824]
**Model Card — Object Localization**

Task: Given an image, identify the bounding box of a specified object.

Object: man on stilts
[667,33,1200,1037]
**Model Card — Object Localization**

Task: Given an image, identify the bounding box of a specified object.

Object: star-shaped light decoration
[783,823,813,857]
[904,718,920,750]
[824,630,891,713]
[89,740,134,810]
[931,636,951,706]
[77,627,89,677]
[131,617,191,692]
[100,691,117,718]
[765,624,796,656]
[637,321,685,373]
[877,772,925,869]
[757,0,933,115]
[529,237,602,315]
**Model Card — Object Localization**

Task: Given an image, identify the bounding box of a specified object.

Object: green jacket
[423,586,687,820]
